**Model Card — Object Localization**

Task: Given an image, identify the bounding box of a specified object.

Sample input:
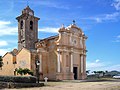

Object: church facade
[0,6,87,80]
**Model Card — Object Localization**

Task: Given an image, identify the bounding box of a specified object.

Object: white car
[113,74,120,79]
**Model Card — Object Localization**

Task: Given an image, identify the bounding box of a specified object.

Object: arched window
[30,21,33,30]
[20,21,23,29]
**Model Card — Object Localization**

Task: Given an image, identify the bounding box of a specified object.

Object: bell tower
[16,6,40,50]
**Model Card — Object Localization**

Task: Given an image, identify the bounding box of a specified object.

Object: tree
[105,70,108,73]
[0,56,3,70]
[93,71,97,75]
[86,70,90,75]
[93,71,105,78]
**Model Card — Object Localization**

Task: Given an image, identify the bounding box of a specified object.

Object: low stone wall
[0,82,44,89]
[0,82,8,89]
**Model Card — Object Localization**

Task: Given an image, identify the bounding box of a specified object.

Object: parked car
[113,74,120,79]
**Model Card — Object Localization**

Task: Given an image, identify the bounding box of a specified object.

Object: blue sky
[0,0,120,71]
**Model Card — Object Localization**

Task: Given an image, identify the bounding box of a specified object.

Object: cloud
[117,35,120,38]
[105,12,120,20]
[112,35,120,42]
[95,59,100,63]
[0,21,59,36]
[111,0,120,10]
[105,64,120,71]
[81,12,120,23]
[0,21,11,25]
[87,59,120,71]
[114,40,120,42]
[95,12,120,22]
[0,41,8,47]
[0,48,12,56]
[38,27,59,33]
[94,18,102,23]
[87,59,105,69]
[0,20,17,36]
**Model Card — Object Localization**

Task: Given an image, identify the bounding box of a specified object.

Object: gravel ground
[4,80,120,90]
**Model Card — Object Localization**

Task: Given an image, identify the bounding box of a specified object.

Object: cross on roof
[73,20,76,25]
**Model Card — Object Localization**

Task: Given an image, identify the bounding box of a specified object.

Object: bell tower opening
[16,6,40,50]
[20,21,23,29]
[30,21,33,30]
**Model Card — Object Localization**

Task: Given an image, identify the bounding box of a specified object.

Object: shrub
[22,68,30,75]
[0,76,36,83]
[16,68,33,76]
[16,68,23,75]
[28,71,33,76]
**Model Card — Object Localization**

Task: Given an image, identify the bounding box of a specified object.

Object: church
[0,6,87,80]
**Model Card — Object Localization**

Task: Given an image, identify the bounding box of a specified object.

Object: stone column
[81,55,83,73]
[57,50,61,73]
[39,54,42,72]
[84,55,86,78]
[83,55,86,73]
[70,53,73,73]
[70,33,72,45]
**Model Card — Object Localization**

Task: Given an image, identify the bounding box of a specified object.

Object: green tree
[0,56,3,70]
[93,71,97,75]
[93,71,105,78]
[86,70,90,75]
[105,70,108,73]
[93,71,99,78]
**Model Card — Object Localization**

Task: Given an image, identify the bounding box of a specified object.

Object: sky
[0,0,120,72]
